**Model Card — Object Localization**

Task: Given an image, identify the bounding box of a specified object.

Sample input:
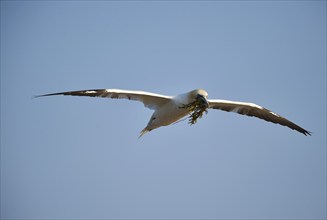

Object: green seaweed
[180,100,208,125]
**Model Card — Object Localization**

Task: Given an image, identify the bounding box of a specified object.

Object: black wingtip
[33,95,43,99]
[32,94,48,99]
[303,130,312,136]
[33,92,66,98]
[299,128,312,136]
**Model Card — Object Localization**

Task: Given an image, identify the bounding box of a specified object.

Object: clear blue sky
[1,1,326,219]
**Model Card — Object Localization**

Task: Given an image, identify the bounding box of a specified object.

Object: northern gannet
[35,89,311,137]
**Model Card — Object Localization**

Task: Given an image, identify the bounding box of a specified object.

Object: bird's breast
[152,101,190,126]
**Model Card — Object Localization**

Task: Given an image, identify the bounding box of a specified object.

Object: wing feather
[35,89,172,110]
[208,99,311,136]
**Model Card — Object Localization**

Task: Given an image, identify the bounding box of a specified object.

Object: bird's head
[179,89,209,125]
[190,89,209,108]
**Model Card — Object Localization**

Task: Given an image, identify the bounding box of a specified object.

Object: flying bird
[35,89,311,137]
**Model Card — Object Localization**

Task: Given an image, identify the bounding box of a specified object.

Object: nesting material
[180,99,208,125]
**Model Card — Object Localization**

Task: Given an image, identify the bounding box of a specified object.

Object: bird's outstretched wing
[35,89,172,110]
[208,99,311,136]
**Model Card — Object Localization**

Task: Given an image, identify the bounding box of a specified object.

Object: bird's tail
[139,127,150,138]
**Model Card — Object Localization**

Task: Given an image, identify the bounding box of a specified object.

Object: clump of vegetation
[180,100,208,125]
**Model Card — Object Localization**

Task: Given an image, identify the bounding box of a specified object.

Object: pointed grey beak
[197,94,209,108]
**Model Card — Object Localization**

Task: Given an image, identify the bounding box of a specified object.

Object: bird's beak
[197,95,209,108]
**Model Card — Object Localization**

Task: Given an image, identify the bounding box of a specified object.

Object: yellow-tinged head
[180,89,209,125]
[190,89,208,99]
[189,89,209,107]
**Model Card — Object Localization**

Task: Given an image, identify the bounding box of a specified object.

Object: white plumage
[35,88,311,136]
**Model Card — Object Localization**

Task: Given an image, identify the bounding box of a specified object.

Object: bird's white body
[141,100,187,135]
[141,91,202,136]
[35,88,311,136]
